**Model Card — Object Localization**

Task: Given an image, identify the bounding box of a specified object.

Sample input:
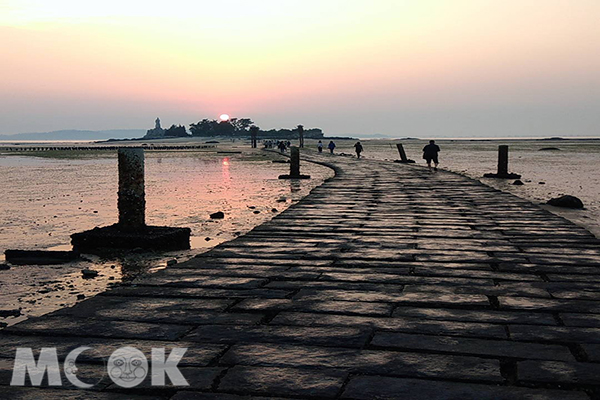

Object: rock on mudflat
[547,195,584,209]
[210,211,225,219]
[0,264,10,270]
[81,268,99,278]
[0,309,21,318]
[71,225,191,253]
[4,250,80,265]
[513,180,524,185]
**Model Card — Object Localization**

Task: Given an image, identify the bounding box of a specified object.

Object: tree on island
[189,116,324,139]
[231,118,254,132]
[189,118,254,137]
[164,124,190,137]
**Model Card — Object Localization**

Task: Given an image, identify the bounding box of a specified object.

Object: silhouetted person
[328,141,336,154]
[317,140,323,153]
[354,141,363,158]
[423,140,440,171]
[278,141,286,152]
[297,125,304,148]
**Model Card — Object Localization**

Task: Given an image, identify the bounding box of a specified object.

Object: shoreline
[2,135,600,146]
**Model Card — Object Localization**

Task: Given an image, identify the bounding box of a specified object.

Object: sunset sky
[1,0,599,138]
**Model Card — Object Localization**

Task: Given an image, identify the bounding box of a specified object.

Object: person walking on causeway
[354,141,363,159]
[328,141,336,154]
[423,140,440,172]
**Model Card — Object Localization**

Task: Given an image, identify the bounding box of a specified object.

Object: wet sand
[0,145,333,326]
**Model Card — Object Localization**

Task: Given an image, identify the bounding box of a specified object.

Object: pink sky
[1,0,599,137]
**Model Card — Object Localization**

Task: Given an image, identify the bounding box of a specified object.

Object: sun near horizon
[0,0,599,138]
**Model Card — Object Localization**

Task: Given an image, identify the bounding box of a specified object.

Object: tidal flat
[0,146,333,326]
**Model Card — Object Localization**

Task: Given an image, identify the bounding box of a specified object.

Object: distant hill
[0,129,146,141]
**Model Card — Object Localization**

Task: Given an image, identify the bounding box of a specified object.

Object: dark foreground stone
[341,375,588,400]
[4,249,80,265]
[547,195,584,209]
[277,174,311,179]
[483,172,522,179]
[71,224,190,252]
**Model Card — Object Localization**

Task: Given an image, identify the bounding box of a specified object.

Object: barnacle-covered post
[117,148,145,230]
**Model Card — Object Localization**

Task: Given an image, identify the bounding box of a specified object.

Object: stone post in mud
[278,146,310,179]
[393,143,415,163]
[396,143,415,164]
[290,146,301,176]
[72,147,190,252]
[483,145,521,179]
[397,144,408,161]
[497,145,509,176]
[117,148,145,230]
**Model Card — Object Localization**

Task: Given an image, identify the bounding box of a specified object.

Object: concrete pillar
[393,143,415,163]
[484,145,520,178]
[278,146,310,179]
[497,145,509,176]
[290,146,301,177]
[396,144,409,162]
[118,148,145,230]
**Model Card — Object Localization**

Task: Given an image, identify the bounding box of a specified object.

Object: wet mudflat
[0,148,332,326]
[1,152,600,398]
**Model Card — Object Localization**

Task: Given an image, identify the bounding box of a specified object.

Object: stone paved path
[2,154,600,399]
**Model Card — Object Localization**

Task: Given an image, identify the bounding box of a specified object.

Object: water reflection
[289,180,302,193]
[221,157,231,184]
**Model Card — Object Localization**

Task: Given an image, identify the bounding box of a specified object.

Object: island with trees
[188,117,324,139]
[138,117,324,140]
